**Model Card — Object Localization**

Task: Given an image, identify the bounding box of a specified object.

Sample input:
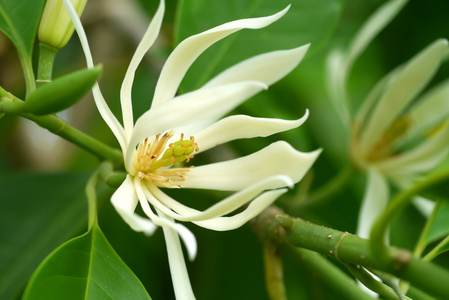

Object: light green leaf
[0,0,45,60]
[174,0,345,92]
[22,223,152,300]
[0,171,91,300]
[425,200,449,244]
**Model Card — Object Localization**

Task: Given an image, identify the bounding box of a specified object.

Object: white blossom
[63,0,320,298]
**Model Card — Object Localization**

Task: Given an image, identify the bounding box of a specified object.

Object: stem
[369,166,449,264]
[37,43,58,87]
[276,214,449,299]
[263,244,286,300]
[18,54,36,96]
[0,94,122,165]
[300,165,354,207]
[294,248,373,300]
[423,235,449,262]
[85,171,100,228]
[414,200,442,258]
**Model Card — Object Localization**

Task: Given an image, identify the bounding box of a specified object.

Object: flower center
[134,130,199,188]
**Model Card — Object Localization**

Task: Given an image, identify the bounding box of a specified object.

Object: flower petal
[193,189,287,231]
[111,175,158,235]
[134,177,197,261]
[126,81,267,171]
[120,0,165,140]
[360,39,449,155]
[405,79,449,139]
[357,169,389,239]
[203,45,309,88]
[62,0,126,152]
[346,0,407,69]
[151,6,290,107]
[179,141,320,191]
[145,175,293,222]
[194,111,309,153]
[158,210,196,300]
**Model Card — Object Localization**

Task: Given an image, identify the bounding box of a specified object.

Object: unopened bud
[38,0,88,49]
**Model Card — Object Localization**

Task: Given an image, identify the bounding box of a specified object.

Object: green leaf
[174,0,345,92]
[0,0,46,61]
[0,171,114,299]
[22,223,152,300]
[0,171,92,300]
[425,200,449,244]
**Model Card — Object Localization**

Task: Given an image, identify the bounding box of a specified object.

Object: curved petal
[203,45,309,88]
[179,141,320,191]
[194,111,309,153]
[111,175,158,235]
[126,81,267,171]
[357,169,389,239]
[145,175,293,222]
[120,0,165,140]
[62,0,126,152]
[346,0,407,69]
[405,79,449,139]
[360,39,448,155]
[193,189,287,231]
[151,6,290,107]
[158,210,196,300]
[134,177,197,261]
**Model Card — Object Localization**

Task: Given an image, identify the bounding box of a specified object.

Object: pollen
[133,131,199,188]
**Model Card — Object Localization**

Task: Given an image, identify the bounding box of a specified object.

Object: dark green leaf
[0,0,46,61]
[22,223,152,300]
[25,66,103,115]
[0,171,90,300]
[174,0,345,92]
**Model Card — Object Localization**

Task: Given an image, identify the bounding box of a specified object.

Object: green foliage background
[1,0,449,299]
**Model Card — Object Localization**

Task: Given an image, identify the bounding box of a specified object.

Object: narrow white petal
[146,175,293,222]
[325,49,351,127]
[376,127,449,177]
[346,0,407,69]
[194,111,309,153]
[134,178,197,260]
[193,189,287,231]
[412,196,435,218]
[125,81,267,170]
[120,0,165,140]
[357,169,389,239]
[203,45,309,88]
[110,175,158,235]
[180,141,320,191]
[62,0,126,152]
[406,79,449,137]
[158,210,196,300]
[360,39,449,155]
[151,6,290,107]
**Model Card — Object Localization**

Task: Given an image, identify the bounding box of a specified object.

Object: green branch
[369,166,449,264]
[274,214,449,299]
[0,89,122,165]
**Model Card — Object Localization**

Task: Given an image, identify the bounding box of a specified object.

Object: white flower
[326,0,449,238]
[63,0,320,298]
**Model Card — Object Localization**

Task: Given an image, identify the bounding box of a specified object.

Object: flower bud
[25,65,102,115]
[38,0,88,49]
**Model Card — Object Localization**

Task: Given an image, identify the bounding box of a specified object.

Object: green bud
[38,0,88,49]
[25,65,102,115]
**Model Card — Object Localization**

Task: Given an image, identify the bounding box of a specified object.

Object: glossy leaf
[0,171,90,300]
[22,223,152,300]
[174,0,345,92]
[0,0,46,62]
